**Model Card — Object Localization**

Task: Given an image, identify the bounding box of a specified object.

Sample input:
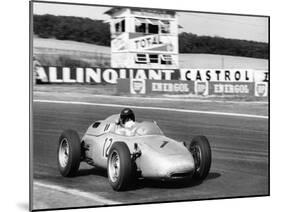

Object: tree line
[178,32,268,59]
[33,14,111,46]
[33,14,268,59]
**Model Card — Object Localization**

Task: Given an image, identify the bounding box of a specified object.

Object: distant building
[105,7,179,69]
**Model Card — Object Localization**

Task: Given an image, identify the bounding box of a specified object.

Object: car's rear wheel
[107,142,134,191]
[189,136,211,180]
[57,129,81,177]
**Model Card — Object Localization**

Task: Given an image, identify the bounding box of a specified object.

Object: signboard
[195,81,208,95]
[111,33,129,52]
[254,70,269,82]
[36,66,180,84]
[131,34,177,53]
[36,66,268,90]
[180,69,254,82]
[112,33,177,53]
[130,79,146,94]
[117,79,260,97]
[255,82,268,97]
[117,79,194,95]
[148,80,194,94]
[209,82,254,96]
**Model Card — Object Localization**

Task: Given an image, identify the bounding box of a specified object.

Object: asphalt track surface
[32,99,269,210]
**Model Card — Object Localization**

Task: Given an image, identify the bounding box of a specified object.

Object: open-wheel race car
[57,111,212,191]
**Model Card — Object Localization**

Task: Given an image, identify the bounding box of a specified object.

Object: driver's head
[119,108,135,127]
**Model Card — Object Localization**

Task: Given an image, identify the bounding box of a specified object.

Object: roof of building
[104,7,176,16]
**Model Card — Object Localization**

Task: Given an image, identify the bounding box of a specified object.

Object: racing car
[57,113,212,191]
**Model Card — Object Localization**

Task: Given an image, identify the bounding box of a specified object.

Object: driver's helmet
[119,108,135,127]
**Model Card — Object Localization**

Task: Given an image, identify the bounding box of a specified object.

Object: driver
[115,108,136,136]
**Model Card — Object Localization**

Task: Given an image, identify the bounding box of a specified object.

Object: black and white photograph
[30,0,269,211]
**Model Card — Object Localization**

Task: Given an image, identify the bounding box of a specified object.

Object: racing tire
[57,129,81,177]
[107,142,134,191]
[189,136,211,180]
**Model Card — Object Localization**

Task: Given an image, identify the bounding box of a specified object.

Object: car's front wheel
[107,142,134,191]
[57,129,81,177]
[189,136,212,180]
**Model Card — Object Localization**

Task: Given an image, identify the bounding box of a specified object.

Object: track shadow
[76,167,107,178]
[75,168,221,190]
[133,172,221,190]
[206,172,221,181]
[134,178,199,190]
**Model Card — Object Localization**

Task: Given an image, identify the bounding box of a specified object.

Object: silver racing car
[57,112,212,191]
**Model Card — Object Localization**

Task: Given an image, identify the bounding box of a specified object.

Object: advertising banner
[36,66,180,84]
[147,80,194,94]
[179,69,254,82]
[36,66,267,87]
[254,70,269,82]
[209,82,254,96]
[117,79,194,95]
[117,79,261,97]
[195,81,209,95]
[130,79,146,94]
[255,82,268,97]
[128,34,178,53]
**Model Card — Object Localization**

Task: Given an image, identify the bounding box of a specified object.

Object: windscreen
[135,121,163,136]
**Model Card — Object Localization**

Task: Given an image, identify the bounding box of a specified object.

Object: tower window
[149,54,159,63]
[135,18,146,33]
[115,19,125,33]
[160,54,172,64]
[135,18,161,34]
[135,54,148,64]
[160,20,170,33]
[147,19,159,34]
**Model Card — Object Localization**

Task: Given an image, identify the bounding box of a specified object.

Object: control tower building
[105,7,179,69]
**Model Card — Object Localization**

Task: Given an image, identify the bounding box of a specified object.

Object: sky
[33,2,268,43]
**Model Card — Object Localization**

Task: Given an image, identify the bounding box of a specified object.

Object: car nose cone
[159,154,195,179]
